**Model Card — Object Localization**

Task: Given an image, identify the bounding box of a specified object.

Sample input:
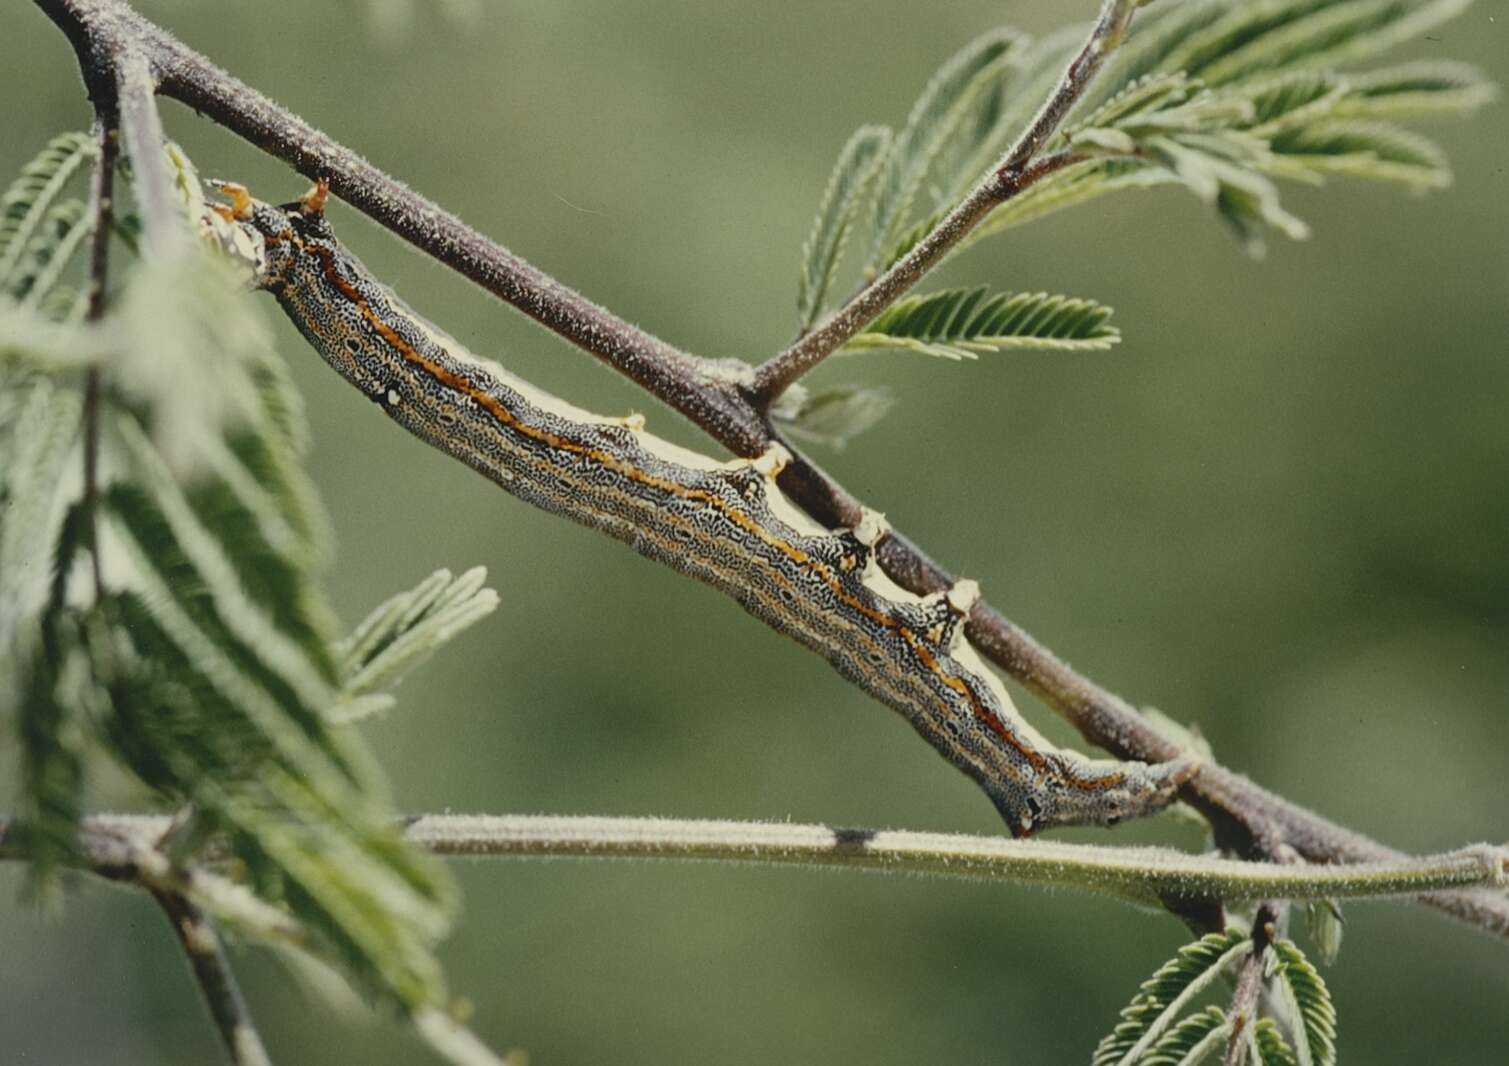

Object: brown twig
[1223,903,1282,1066]
[29,0,1509,945]
[995,0,1137,176]
[35,0,767,455]
[0,813,276,1066]
[149,888,274,1066]
[749,149,1086,406]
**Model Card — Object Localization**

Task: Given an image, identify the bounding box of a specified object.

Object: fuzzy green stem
[15,813,1502,911]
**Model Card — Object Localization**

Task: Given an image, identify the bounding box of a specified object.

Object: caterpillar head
[204,179,336,290]
[994,753,1198,837]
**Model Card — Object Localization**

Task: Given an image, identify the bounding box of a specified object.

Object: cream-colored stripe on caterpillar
[207,181,1194,836]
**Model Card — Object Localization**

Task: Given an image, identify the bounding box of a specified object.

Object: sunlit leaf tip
[339,566,499,700]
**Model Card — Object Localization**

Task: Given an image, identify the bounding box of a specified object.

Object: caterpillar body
[208,181,1194,836]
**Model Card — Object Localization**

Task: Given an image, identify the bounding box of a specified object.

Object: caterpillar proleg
[207,180,1195,836]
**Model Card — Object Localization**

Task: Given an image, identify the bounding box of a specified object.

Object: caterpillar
[207,180,1195,836]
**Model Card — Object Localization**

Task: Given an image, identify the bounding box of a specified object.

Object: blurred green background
[3,0,1506,1062]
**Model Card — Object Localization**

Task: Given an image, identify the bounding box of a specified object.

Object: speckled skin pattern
[219,187,1194,836]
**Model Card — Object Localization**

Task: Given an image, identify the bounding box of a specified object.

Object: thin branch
[9,814,1502,911]
[403,815,1508,905]
[996,0,1138,176]
[80,113,117,601]
[38,815,505,1066]
[148,888,274,1066]
[1223,902,1281,1066]
[749,0,1138,403]
[28,0,1509,945]
[34,0,767,454]
[30,817,279,1066]
[81,121,116,321]
[749,149,1086,404]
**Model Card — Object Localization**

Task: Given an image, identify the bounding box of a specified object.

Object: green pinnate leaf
[1080,7,1226,118]
[797,125,890,331]
[103,470,357,786]
[100,595,453,1008]
[0,303,108,374]
[108,254,275,478]
[99,455,458,1012]
[770,384,896,451]
[1253,1018,1301,1066]
[1142,1005,1231,1065]
[1071,126,1141,156]
[338,566,499,705]
[0,379,82,654]
[1265,119,1452,187]
[873,208,943,276]
[83,332,460,1011]
[338,568,458,678]
[9,198,92,307]
[846,287,1120,360]
[983,23,1093,156]
[0,382,92,889]
[10,620,91,884]
[1085,1,1486,123]
[1146,134,1311,254]
[1270,939,1337,1066]
[866,28,1021,270]
[220,346,335,571]
[969,158,1173,243]
[6,504,95,887]
[1332,59,1497,117]
[1159,0,1475,88]
[0,132,94,288]
[0,133,507,1060]
[1303,900,1345,965]
[1243,71,1348,130]
[973,0,1488,252]
[1093,928,1253,1066]
[1076,71,1204,134]
[928,32,1024,208]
